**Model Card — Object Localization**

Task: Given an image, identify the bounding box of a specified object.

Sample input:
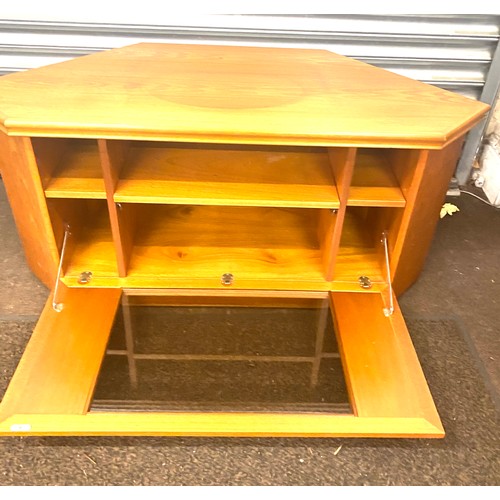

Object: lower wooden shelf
[57,202,394,287]
[60,200,118,280]
[127,205,325,282]
[0,287,444,437]
[61,204,332,286]
[334,207,391,283]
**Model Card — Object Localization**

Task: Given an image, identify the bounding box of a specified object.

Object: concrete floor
[0,181,498,407]
[0,182,47,319]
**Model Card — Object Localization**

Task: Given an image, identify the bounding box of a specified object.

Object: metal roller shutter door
[1,14,499,183]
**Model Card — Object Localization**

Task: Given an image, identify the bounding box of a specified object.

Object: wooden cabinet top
[0,43,489,148]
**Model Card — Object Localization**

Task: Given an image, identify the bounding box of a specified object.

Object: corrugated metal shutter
[1,14,499,182]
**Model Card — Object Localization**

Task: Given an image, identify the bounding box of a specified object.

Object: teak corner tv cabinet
[0,43,489,438]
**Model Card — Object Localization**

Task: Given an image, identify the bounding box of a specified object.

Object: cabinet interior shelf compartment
[35,139,417,288]
[115,142,341,209]
[127,205,325,280]
[35,139,414,210]
[38,139,107,200]
[58,204,334,286]
[335,207,395,283]
[349,149,407,208]
[47,199,118,280]
[37,139,345,209]
[53,203,397,287]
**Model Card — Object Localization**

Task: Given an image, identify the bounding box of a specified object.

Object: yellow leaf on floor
[440,203,460,218]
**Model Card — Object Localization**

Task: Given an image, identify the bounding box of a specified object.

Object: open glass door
[91,291,350,415]
[0,286,443,438]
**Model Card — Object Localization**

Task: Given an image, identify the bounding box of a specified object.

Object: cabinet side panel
[392,138,464,295]
[0,132,59,287]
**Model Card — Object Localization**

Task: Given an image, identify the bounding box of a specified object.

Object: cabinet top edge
[0,111,486,151]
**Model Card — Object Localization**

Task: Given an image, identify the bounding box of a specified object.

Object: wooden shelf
[114,143,339,209]
[125,205,326,283]
[44,141,106,199]
[348,149,406,207]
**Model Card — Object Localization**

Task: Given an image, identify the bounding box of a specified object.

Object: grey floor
[0,181,499,485]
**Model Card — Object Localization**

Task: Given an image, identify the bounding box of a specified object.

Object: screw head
[78,271,93,284]
[358,276,372,289]
[221,273,234,286]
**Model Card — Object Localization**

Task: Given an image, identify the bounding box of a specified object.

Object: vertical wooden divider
[321,147,356,281]
[376,148,428,258]
[98,139,133,277]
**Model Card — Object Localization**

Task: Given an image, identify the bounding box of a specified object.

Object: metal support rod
[121,294,138,389]
[52,224,70,312]
[105,351,341,363]
[381,231,394,317]
[310,300,330,388]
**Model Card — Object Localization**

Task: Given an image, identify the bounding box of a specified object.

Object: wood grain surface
[331,292,443,433]
[0,132,59,287]
[0,43,488,147]
[0,290,443,437]
[115,142,340,208]
[0,43,470,439]
[44,140,106,199]
[349,149,406,207]
[0,287,122,419]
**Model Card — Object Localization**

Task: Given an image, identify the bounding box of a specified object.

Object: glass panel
[91,293,351,414]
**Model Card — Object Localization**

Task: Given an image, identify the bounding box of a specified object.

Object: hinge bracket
[52,224,70,312]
